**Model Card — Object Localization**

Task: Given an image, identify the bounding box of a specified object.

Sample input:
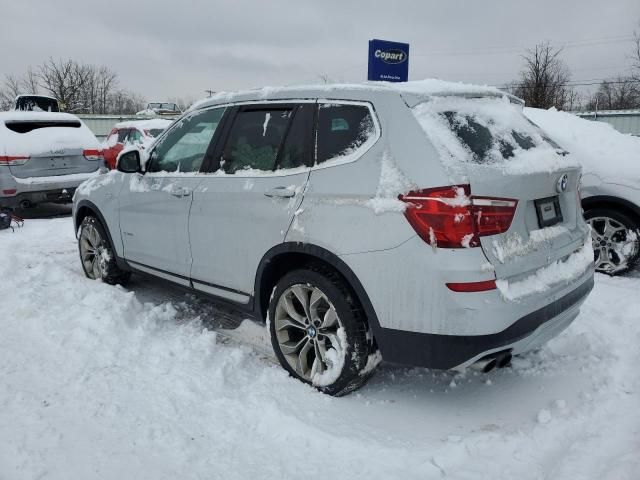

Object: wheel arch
[582,195,640,225]
[254,242,382,338]
[74,199,128,270]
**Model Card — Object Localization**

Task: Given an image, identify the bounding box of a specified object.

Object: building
[575,109,640,136]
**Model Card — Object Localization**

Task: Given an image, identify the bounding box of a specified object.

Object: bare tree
[38,58,92,112]
[633,26,640,76]
[511,42,574,109]
[585,78,640,110]
[2,58,143,114]
[22,66,40,95]
[0,74,22,110]
[95,66,118,114]
[108,89,146,114]
[168,96,197,112]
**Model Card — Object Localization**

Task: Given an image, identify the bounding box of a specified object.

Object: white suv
[73,80,594,395]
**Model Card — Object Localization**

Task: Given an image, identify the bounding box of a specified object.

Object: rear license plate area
[534,196,563,228]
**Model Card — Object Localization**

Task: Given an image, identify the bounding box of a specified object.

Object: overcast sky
[1,0,639,103]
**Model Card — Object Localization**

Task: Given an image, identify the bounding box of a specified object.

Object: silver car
[524,107,640,275]
[0,111,103,208]
[73,81,594,395]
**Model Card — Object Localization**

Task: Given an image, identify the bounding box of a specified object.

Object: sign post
[367,39,410,82]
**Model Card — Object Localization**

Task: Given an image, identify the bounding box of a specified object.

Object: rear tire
[268,265,377,396]
[78,216,130,285]
[584,208,639,275]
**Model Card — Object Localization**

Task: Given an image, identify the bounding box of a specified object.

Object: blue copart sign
[368,39,409,82]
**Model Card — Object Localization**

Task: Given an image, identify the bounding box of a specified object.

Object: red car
[103,119,172,169]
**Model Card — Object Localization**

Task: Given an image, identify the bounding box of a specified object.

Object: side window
[117,128,130,143]
[277,105,312,170]
[316,104,376,164]
[128,129,142,143]
[147,107,225,173]
[105,129,119,147]
[220,108,294,174]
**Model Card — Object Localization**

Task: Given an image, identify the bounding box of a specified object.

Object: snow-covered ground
[1,214,639,480]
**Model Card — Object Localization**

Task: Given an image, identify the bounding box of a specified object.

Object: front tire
[268,265,376,396]
[78,216,130,285]
[584,208,639,275]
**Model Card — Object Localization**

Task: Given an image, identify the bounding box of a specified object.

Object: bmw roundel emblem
[556,174,568,193]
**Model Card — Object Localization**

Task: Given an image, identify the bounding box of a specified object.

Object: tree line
[0,58,146,114]
[510,26,640,111]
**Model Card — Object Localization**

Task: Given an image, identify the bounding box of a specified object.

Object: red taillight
[446,280,497,292]
[83,149,104,161]
[2,189,17,196]
[399,185,517,248]
[0,155,30,166]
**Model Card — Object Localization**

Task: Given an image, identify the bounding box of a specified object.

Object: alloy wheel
[79,223,105,279]
[587,216,639,274]
[274,284,345,382]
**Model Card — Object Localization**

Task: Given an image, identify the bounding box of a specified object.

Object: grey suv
[73,81,595,395]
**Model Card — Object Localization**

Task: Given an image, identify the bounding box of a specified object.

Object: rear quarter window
[316,104,377,164]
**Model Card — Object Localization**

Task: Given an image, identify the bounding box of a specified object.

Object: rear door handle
[170,187,191,197]
[264,187,295,198]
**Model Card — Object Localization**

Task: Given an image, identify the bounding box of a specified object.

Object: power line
[495,79,638,89]
[410,35,635,58]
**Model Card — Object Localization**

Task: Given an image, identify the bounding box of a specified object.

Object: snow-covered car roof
[524,107,640,183]
[113,118,174,131]
[190,79,517,111]
[0,111,99,154]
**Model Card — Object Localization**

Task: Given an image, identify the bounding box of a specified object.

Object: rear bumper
[373,273,594,370]
[0,188,77,207]
[0,170,101,207]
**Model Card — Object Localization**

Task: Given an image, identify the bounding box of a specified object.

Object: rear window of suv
[412,97,566,166]
[4,120,81,134]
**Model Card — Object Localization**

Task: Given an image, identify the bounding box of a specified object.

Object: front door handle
[170,187,191,197]
[264,187,295,198]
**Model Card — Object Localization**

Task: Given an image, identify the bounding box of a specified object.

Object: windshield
[147,128,165,137]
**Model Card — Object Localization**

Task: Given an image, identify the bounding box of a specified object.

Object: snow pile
[1,217,640,479]
[189,78,504,111]
[15,170,103,186]
[365,152,415,213]
[496,240,594,301]
[524,107,640,185]
[411,96,578,176]
[114,118,174,132]
[492,225,570,263]
[311,327,348,387]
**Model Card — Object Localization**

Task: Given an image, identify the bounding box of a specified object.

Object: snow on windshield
[412,96,578,176]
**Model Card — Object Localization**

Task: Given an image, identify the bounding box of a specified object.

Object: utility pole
[205,89,215,97]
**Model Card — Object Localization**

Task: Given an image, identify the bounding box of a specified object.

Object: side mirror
[117,150,142,173]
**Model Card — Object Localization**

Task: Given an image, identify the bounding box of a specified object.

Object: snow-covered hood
[524,107,640,189]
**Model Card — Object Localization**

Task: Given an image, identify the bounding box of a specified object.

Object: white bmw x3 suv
[73,80,594,395]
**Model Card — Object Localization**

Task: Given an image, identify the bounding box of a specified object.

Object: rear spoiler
[401,90,525,108]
